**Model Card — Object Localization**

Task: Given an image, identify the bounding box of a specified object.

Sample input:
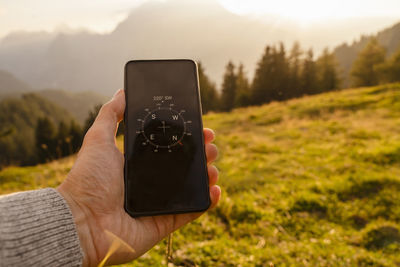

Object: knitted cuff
[0,188,83,266]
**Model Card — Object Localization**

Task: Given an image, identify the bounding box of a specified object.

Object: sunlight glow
[218,0,400,23]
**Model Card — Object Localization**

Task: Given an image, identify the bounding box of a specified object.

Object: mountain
[1,0,397,95]
[0,93,75,166]
[0,0,272,95]
[36,89,107,124]
[2,83,400,265]
[334,22,400,87]
[0,69,31,96]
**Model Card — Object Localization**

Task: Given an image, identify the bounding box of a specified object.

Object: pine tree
[220,61,237,111]
[317,48,340,92]
[251,43,290,104]
[288,42,302,97]
[69,120,82,153]
[235,63,251,107]
[273,43,290,101]
[251,45,273,105]
[198,62,219,113]
[376,45,400,83]
[301,48,318,95]
[35,117,56,162]
[56,121,70,158]
[351,38,386,87]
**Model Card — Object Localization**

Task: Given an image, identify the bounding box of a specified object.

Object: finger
[203,128,215,144]
[206,143,218,163]
[84,89,125,144]
[208,165,219,186]
[209,185,221,209]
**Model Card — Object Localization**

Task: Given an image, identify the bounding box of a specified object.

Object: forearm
[0,188,83,266]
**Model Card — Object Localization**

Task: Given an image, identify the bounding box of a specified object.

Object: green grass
[2,84,400,266]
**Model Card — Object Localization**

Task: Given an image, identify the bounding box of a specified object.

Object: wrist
[57,184,97,267]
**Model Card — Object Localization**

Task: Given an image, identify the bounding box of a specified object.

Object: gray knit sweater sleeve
[0,188,83,266]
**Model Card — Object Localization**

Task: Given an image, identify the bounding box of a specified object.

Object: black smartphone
[124,59,211,217]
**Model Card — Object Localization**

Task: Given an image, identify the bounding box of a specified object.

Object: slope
[0,69,31,97]
[0,93,75,166]
[1,84,400,265]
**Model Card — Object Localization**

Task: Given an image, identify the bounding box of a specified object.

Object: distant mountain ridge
[0,0,271,95]
[1,0,398,95]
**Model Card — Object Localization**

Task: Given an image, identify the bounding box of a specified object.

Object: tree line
[33,108,96,164]
[200,39,400,113]
[200,42,341,112]
[35,118,82,162]
[34,104,125,164]
[351,37,400,87]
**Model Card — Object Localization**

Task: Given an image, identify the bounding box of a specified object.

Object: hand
[57,89,221,266]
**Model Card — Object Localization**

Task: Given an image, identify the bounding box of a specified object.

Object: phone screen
[124,60,210,217]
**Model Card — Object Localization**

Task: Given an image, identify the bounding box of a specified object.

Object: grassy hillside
[1,84,400,266]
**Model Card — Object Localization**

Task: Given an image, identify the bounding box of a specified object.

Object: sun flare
[217,0,400,24]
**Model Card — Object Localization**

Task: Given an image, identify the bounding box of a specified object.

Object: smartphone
[124,59,211,217]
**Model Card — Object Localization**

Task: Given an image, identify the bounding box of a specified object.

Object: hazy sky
[0,0,399,38]
[220,0,400,20]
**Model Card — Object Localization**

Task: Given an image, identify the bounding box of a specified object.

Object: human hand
[57,89,221,266]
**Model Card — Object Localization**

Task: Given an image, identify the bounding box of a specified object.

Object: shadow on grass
[363,224,400,250]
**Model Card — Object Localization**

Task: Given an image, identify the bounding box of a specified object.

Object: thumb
[84,89,125,145]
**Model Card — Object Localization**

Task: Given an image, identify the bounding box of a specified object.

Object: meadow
[1,84,400,266]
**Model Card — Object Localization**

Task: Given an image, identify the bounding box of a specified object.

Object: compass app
[142,107,186,150]
[124,60,210,217]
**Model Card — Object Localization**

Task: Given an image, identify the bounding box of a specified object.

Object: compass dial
[141,107,189,150]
